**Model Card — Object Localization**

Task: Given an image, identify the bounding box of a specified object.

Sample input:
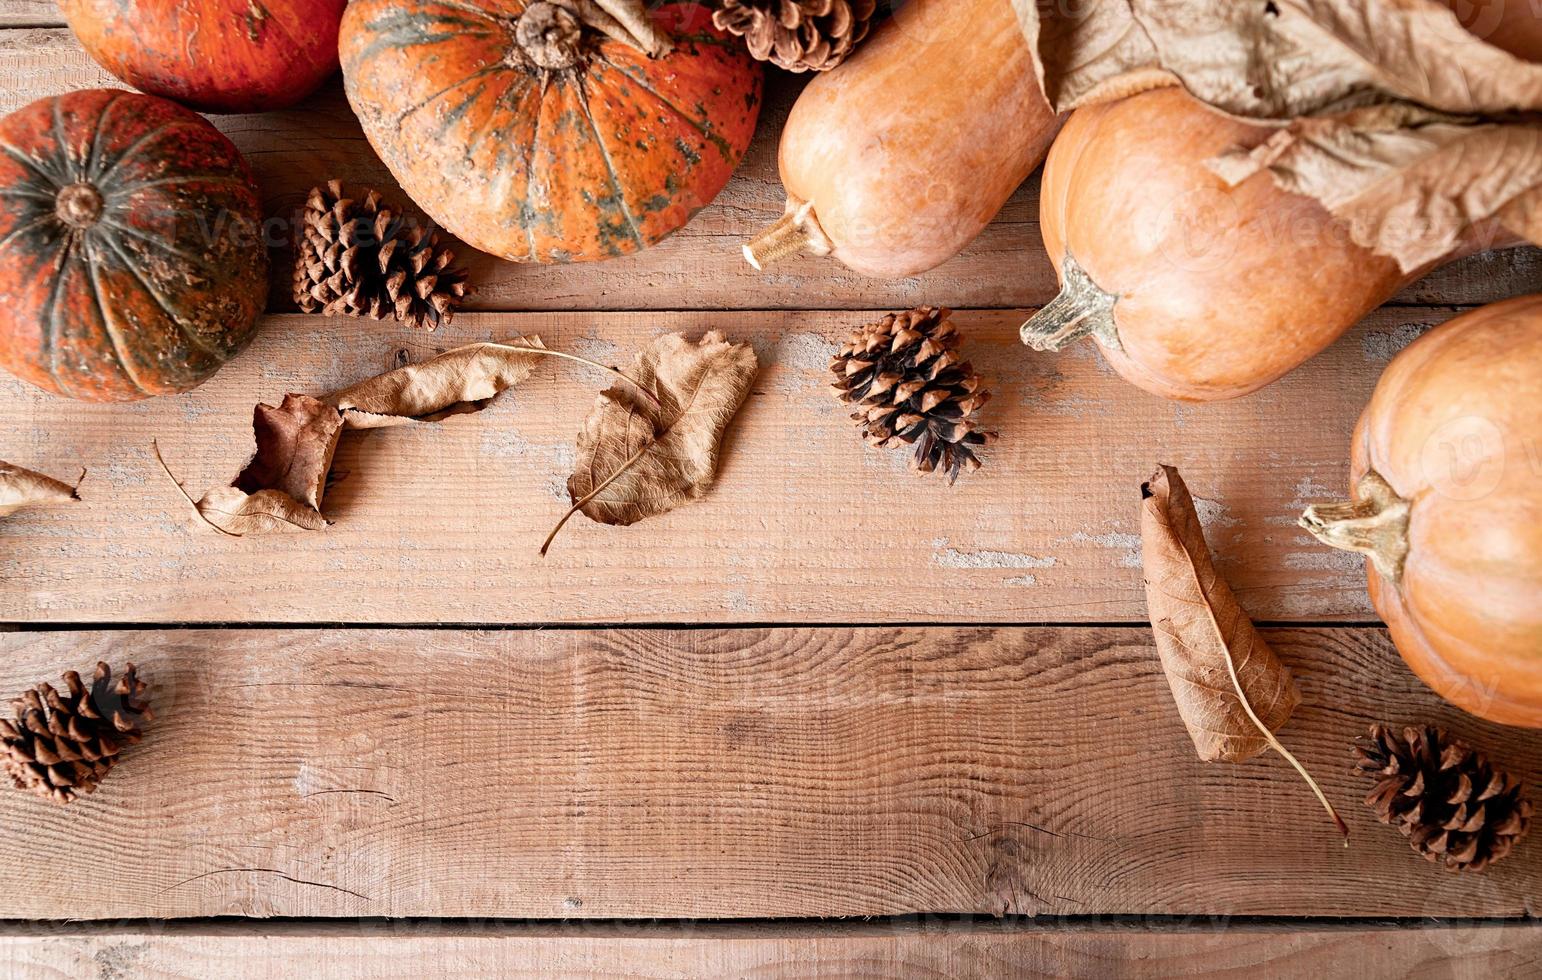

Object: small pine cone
[1354,724,1532,872]
[831,306,995,482]
[294,180,471,331]
[1,663,151,805]
[714,0,877,73]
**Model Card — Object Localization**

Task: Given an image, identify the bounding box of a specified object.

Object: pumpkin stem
[743,197,833,270]
[1019,252,1120,352]
[1299,469,1411,583]
[55,182,103,230]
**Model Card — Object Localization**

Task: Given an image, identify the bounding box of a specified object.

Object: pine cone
[714,0,877,73]
[294,180,471,331]
[1354,724,1532,872]
[1,663,151,805]
[831,307,994,482]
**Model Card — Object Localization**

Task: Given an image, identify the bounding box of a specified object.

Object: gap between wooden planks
[2,920,1540,979]
[0,26,1538,313]
[0,308,1460,625]
[0,626,1536,920]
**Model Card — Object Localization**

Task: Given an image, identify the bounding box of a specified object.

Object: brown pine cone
[714,0,878,73]
[831,307,994,482]
[294,180,471,331]
[1,663,151,805]
[1354,724,1532,872]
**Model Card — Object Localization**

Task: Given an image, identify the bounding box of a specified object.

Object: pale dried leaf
[1212,106,1542,270]
[192,395,342,535]
[567,331,757,528]
[1017,0,1542,118]
[1016,0,1542,272]
[185,340,546,535]
[327,339,547,429]
[0,461,79,517]
[1140,465,1299,762]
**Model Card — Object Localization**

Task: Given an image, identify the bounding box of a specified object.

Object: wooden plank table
[0,15,1539,979]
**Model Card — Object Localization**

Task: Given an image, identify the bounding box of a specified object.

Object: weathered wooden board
[1,28,1537,314]
[4,921,1541,979]
[0,308,1457,624]
[0,627,1536,920]
[0,0,55,28]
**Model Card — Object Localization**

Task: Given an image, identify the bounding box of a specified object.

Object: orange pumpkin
[1021,87,1506,401]
[339,0,762,263]
[1302,295,1542,728]
[0,90,268,402]
[60,0,346,113]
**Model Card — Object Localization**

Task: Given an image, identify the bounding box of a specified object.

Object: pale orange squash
[743,0,1060,279]
[1302,294,1542,728]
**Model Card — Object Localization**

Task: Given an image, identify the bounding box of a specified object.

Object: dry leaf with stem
[1141,464,1346,838]
[167,339,557,535]
[544,331,758,555]
[1012,0,1542,271]
[0,461,80,518]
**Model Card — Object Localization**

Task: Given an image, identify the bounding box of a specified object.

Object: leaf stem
[151,440,243,538]
[540,440,650,557]
[1207,600,1349,842]
[482,343,661,411]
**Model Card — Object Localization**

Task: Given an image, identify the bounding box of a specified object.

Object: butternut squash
[743,0,1060,278]
[1020,87,1512,401]
[1301,294,1542,728]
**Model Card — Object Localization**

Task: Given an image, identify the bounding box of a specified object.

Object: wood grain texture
[0,308,1460,624]
[0,627,1536,920]
[0,1,58,27]
[3,921,1541,979]
[0,29,1537,313]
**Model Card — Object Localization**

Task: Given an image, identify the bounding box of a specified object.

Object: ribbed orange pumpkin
[1302,295,1542,728]
[340,0,762,263]
[0,90,268,401]
[60,0,347,113]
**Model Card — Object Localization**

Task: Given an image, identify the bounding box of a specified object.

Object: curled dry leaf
[1141,465,1346,837]
[180,339,546,535]
[1013,0,1542,271]
[545,331,758,554]
[0,461,80,518]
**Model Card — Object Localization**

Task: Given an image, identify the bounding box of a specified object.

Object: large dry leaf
[327,340,549,429]
[182,339,544,535]
[1140,465,1300,762]
[565,331,758,529]
[0,461,79,518]
[1016,0,1542,118]
[1014,0,1542,269]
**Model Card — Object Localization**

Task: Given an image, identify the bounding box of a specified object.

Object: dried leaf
[1211,105,1542,271]
[0,461,79,518]
[547,331,757,551]
[1141,465,1346,837]
[1017,0,1542,119]
[1015,0,1542,270]
[327,339,548,429]
[178,339,544,535]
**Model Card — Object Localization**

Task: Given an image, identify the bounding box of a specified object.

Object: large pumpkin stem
[743,196,833,270]
[1019,252,1121,352]
[1299,470,1411,583]
[55,182,103,230]
[515,1,672,67]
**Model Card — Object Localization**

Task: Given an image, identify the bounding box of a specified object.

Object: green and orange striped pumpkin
[0,90,268,401]
[340,0,762,263]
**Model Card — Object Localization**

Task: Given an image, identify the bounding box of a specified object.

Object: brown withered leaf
[1141,465,1346,837]
[0,461,79,518]
[545,331,757,553]
[1016,0,1542,119]
[179,339,545,535]
[1014,0,1542,269]
[327,340,549,429]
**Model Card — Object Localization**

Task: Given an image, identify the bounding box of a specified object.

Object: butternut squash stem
[1020,252,1120,352]
[743,213,813,270]
[1299,470,1411,583]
